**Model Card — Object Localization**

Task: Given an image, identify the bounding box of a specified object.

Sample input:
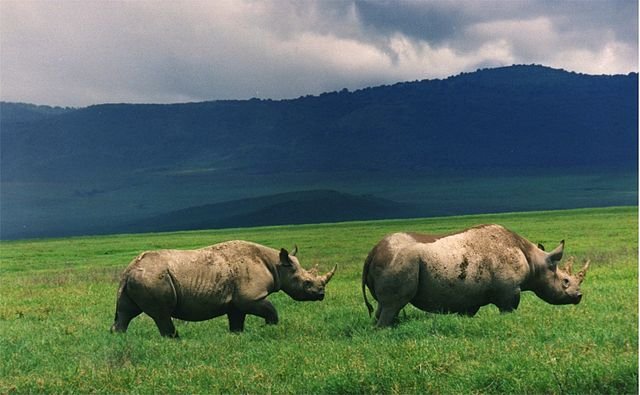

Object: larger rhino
[362,224,589,327]
[111,240,336,337]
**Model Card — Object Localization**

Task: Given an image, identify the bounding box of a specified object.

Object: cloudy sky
[1,0,637,107]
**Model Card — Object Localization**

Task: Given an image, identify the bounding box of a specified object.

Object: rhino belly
[411,290,490,314]
[412,273,493,313]
[172,293,232,321]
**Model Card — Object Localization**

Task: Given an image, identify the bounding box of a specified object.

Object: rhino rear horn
[563,256,575,275]
[578,260,590,283]
[321,265,337,285]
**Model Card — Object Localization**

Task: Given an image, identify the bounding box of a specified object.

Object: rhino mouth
[292,292,325,301]
[572,293,582,304]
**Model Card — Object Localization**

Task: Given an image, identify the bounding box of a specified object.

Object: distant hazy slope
[123,190,414,233]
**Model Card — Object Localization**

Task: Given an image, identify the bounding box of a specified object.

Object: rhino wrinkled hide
[362,224,590,327]
[111,241,336,337]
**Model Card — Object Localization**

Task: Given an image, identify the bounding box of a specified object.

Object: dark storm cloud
[0,0,636,107]
[354,0,637,45]
[355,0,465,45]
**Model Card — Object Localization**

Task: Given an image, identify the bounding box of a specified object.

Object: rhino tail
[362,252,375,317]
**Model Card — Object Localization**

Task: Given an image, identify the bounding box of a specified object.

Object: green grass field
[1,206,637,393]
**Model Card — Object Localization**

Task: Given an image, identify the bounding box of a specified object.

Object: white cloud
[551,41,638,75]
[465,16,638,75]
[0,0,636,106]
[468,17,556,57]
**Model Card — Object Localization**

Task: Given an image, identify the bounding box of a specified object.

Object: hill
[2,65,637,181]
[0,65,637,239]
[0,102,74,124]
[122,190,414,234]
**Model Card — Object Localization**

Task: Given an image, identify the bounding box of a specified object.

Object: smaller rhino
[362,224,590,327]
[111,241,336,337]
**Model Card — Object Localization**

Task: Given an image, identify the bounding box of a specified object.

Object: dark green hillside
[2,65,636,182]
[1,65,637,239]
[0,102,74,124]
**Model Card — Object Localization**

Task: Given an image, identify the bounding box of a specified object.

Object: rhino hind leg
[111,286,142,333]
[374,304,382,320]
[123,268,179,337]
[374,277,418,328]
[376,303,405,328]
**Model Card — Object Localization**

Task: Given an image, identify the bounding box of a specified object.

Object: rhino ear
[546,240,564,271]
[279,248,293,266]
[538,243,545,251]
[548,240,564,262]
[291,245,298,257]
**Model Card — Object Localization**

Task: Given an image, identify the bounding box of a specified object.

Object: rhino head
[278,246,337,301]
[532,241,590,305]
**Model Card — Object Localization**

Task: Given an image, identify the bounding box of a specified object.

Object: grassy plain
[0,206,637,393]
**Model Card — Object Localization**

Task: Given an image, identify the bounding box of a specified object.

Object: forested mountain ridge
[1,65,637,239]
[2,65,637,183]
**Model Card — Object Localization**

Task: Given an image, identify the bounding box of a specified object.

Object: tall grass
[1,206,637,393]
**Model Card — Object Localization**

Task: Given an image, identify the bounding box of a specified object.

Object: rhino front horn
[321,265,337,285]
[578,260,590,283]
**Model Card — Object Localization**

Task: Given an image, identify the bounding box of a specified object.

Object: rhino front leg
[460,306,480,317]
[227,308,247,332]
[242,298,279,326]
[153,316,179,338]
[496,288,521,314]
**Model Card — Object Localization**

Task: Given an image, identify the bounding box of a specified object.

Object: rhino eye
[304,280,312,288]
[562,278,570,288]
